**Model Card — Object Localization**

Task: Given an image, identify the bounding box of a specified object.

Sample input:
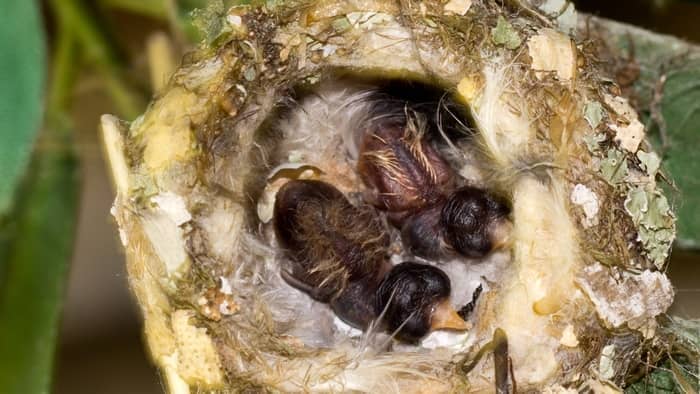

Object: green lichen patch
[491,16,521,50]
[624,186,674,268]
[642,192,672,230]
[584,133,606,154]
[584,101,604,129]
[638,226,674,269]
[637,150,661,178]
[331,16,351,32]
[624,187,648,226]
[191,0,232,45]
[600,149,629,186]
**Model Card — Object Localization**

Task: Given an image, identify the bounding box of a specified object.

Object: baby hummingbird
[274,179,468,342]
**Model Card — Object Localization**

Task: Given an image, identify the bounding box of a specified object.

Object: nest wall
[102,0,676,392]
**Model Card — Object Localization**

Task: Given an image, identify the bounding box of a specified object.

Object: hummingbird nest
[102,0,678,392]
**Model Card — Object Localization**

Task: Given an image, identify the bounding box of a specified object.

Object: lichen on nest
[102,0,680,392]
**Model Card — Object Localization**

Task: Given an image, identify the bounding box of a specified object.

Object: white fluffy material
[472,60,583,384]
[471,61,535,170]
[140,208,189,278]
[276,82,376,164]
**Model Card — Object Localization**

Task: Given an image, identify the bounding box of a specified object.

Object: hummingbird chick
[441,186,511,259]
[357,114,454,226]
[357,113,511,260]
[274,179,468,342]
[401,186,511,260]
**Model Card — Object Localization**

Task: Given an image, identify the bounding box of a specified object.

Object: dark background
[53,1,700,393]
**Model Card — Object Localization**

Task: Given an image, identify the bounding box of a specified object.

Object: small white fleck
[322,44,337,58]
[117,229,128,246]
[559,324,579,347]
[421,330,470,350]
[345,12,360,25]
[571,184,599,228]
[599,344,616,380]
[219,300,234,316]
[151,192,192,226]
[219,276,233,295]
[610,120,644,153]
[287,150,304,162]
[226,14,242,27]
[110,204,128,245]
[362,13,391,30]
[537,0,578,34]
[333,317,363,337]
[604,94,645,153]
[444,0,472,15]
[527,29,576,81]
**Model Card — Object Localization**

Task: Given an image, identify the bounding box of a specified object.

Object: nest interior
[102,1,678,392]
[258,77,513,339]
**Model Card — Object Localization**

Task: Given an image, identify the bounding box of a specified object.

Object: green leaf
[0,1,45,217]
[659,67,700,248]
[176,0,249,44]
[0,127,79,394]
[625,361,682,394]
[0,4,79,393]
[99,0,169,19]
[50,0,144,119]
[190,0,231,45]
[625,317,700,394]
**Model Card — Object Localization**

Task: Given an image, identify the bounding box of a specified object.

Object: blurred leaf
[0,126,79,394]
[191,0,229,44]
[99,0,170,19]
[659,67,700,249]
[177,0,218,42]
[0,3,79,393]
[180,0,210,11]
[179,0,250,43]
[626,361,686,394]
[625,318,700,393]
[593,17,700,249]
[50,0,144,119]
[96,0,210,43]
[0,1,45,217]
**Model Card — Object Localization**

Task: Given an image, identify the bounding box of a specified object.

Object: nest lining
[253,78,513,349]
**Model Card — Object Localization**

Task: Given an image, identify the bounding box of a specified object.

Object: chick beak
[490,219,513,251]
[431,300,469,331]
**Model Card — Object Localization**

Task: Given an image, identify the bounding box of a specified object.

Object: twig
[49,0,145,119]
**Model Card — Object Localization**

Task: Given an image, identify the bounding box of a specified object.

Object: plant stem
[98,0,169,20]
[47,29,79,130]
[49,0,145,119]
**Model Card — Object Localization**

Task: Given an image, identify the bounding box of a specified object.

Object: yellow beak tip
[431,302,470,331]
